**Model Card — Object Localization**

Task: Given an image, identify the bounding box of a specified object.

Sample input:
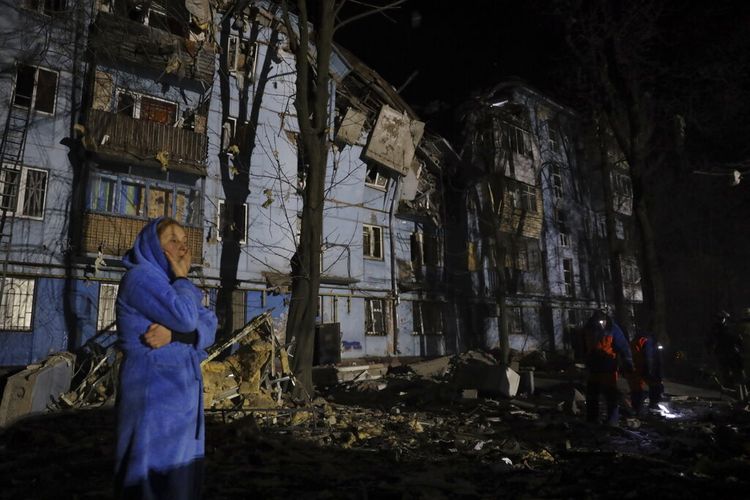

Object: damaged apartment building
[0,0,458,367]
[0,1,640,369]
[453,81,643,354]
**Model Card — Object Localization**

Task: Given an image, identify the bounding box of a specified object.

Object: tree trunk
[282,0,334,398]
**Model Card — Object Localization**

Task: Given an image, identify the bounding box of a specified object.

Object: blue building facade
[0,1,458,367]
[0,2,640,368]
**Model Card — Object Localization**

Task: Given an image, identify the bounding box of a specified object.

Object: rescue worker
[582,310,634,425]
[627,329,663,414]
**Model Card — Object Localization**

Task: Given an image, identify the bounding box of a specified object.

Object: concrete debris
[3,347,750,498]
[0,353,76,427]
[408,356,451,378]
[312,363,387,387]
[202,311,295,409]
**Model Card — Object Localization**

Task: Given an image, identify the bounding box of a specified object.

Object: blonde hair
[156,217,183,237]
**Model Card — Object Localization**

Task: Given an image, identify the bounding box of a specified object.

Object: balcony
[89,12,215,86]
[82,213,203,264]
[86,109,207,175]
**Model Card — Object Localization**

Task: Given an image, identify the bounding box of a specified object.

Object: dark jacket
[631,331,662,381]
[583,314,633,374]
[115,218,217,498]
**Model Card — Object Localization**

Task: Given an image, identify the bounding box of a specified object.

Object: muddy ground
[1,368,749,499]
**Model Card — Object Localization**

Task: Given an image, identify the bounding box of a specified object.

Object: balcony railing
[82,213,202,264]
[86,109,207,175]
[89,12,215,86]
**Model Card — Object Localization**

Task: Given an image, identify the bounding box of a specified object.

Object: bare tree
[280,0,405,396]
[556,0,670,342]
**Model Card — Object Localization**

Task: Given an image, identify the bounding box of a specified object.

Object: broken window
[363,224,383,260]
[551,165,563,199]
[91,176,116,213]
[88,175,200,226]
[116,92,136,118]
[115,89,177,125]
[563,258,574,296]
[122,182,145,217]
[413,302,444,335]
[508,307,524,335]
[548,126,561,153]
[13,64,58,114]
[22,0,66,15]
[140,96,177,125]
[148,187,173,219]
[557,209,570,247]
[520,184,537,213]
[365,298,386,336]
[506,125,531,157]
[175,190,201,227]
[365,164,388,190]
[227,35,257,76]
[218,200,248,243]
[128,2,187,37]
[97,283,118,332]
[0,277,35,331]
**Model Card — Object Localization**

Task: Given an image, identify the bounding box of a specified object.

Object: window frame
[363,224,384,260]
[556,208,570,247]
[87,173,200,227]
[97,283,119,332]
[520,184,538,213]
[0,277,35,331]
[548,126,561,153]
[365,298,386,336]
[217,199,248,244]
[0,164,49,220]
[365,164,389,190]
[227,34,258,77]
[506,125,532,157]
[562,258,574,296]
[551,165,563,199]
[412,301,444,336]
[12,64,58,115]
[115,88,178,126]
[508,306,524,335]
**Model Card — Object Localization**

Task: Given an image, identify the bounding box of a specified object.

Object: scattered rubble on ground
[1,342,750,498]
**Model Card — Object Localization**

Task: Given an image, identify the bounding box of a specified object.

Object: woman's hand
[143,323,172,349]
[165,247,192,278]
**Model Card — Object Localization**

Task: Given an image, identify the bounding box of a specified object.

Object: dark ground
[1,369,749,500]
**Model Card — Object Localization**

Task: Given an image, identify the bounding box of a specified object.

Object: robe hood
[122,217,170,279]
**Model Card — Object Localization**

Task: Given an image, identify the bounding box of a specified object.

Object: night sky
[336,0,750,340]
[335,1,566,125]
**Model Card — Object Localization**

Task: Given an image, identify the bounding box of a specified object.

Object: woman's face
[159,223,188,259]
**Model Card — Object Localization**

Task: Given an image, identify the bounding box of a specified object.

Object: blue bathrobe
[115,218,217,499]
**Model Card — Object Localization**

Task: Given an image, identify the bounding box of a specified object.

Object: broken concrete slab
[0,353,75,427]
[408,356,452,378]
[312,364,388,387]
[454,362,520,398]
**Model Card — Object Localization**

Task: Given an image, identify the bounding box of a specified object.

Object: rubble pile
[1,348,750,498]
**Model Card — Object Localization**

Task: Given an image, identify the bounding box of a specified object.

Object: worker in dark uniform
[582,310,634,426]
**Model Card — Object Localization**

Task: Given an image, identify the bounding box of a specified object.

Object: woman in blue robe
[114,217,217,499]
